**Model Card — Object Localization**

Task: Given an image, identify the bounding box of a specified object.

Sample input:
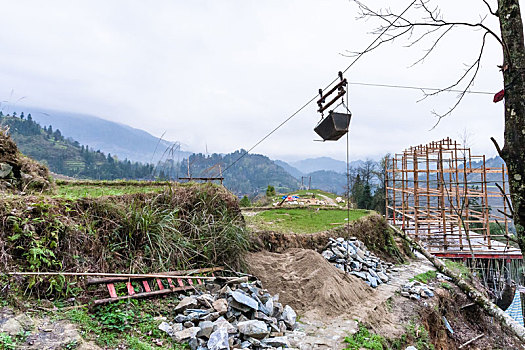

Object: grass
[344,323,387,350]
[59,299,189,349]
[54,184,167,199]
[444,260,471,281]
[410,270,437,284]
[245,208,370,233]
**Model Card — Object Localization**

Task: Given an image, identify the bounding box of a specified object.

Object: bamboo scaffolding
[385,138,520,258]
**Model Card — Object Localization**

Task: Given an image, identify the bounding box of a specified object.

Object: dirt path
[246,249,436,349]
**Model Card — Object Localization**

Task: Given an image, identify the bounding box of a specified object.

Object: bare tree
[352,0,525,256]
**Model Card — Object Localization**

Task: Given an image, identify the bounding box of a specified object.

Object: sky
[0,0,521,162]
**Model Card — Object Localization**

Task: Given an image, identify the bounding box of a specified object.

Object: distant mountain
[157,151,300,196]
[290,156,364,174]
[10,106,191,164]
[273,160,303,179]
[309,170,347,194]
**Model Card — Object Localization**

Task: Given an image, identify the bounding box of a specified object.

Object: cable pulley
[314,71,352,141]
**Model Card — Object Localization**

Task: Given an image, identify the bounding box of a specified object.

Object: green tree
[266,185,276,197]
[240,195,251,207]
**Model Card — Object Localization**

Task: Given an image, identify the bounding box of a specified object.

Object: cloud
[0,0,515,161]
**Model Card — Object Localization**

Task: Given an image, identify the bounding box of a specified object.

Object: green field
[245,208,370,233]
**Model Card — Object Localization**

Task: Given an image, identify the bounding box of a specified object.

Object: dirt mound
[246,248,374,317]
[0,128,52,192]
[251,214,412,264]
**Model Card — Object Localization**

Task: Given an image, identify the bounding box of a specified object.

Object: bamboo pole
[390,224,525,342]
[7,271,221,280]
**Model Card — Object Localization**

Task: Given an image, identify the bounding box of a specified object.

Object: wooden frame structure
[386,138,521,259]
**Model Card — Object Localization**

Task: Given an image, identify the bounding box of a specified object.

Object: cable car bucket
[314,72,351,141]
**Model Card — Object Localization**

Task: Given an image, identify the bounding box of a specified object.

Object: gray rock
[367,274,378,288]
[188,337,199,350]
[350,271,367,280]
[173,326,201,343]
[377,271,389,283]
[175,296,199,312]
[198,320,214,338]
[282,305,297,328]
[0,163,12,178]
[405,346,418,350]
[237,320,269,339]
[174,315,187,323]
[184,321,195,328]
[212,298,228,314]
[158,321,174,336]
[230,291,258,311]
[207,328,230,350]
[213,317,237,334]
[262,336,291,348]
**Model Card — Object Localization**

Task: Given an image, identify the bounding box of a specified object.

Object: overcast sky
[1,0,521,162]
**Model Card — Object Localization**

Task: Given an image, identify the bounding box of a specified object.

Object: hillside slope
[11,106,191,163]
[0,114,153,180]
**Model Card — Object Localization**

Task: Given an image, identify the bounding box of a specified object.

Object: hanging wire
[221,0,418,173]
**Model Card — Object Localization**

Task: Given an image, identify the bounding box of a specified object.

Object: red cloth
[493,89,505,103]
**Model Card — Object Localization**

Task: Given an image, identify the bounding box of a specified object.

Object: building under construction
[385,138,521,260]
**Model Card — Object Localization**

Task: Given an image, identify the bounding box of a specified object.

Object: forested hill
[157,151,300,195]
[0,112,153,180]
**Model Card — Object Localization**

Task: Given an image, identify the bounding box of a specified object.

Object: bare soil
[246,248,525,349]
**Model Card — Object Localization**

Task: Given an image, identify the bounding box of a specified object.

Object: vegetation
[410,270,437,284]
[0,183,248,297]
[54,183,167,199]
[156,150,300,196]
[1,114,154,180]
[246,208,370,233]
[59,299,189,349]
[239,195,251,207]
[344,323,387,350]
[444,260,472,281]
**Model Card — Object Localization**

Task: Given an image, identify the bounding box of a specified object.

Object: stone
[377,271,389,283]
[0,163,12,178]
[198,321,214,338]
[158,321,174,336]
[184,321,195,328]
[262,336,291,348]
[197,293,216,307]
[350,271,367,280]
[213,317,237,334]
[188,337,199,350]
[356,248,366,260]
[367,274,378,288]
[174,315,187,323]
[173,326,201,343]
[401,291,410,297]
[237,320,269,339]
[230,291,258,311]
[212,298,228,314]
[0,318,22,335]
[405,346,417,350]
[282,305,296,328]
[207,328,230,350]
[175,296,199,312]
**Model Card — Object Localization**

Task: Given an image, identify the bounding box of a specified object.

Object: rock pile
[158,280,297,349]
[321,237,393,288]
[400,281,435,300]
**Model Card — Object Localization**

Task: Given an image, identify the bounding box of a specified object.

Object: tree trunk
[497,0,525,253]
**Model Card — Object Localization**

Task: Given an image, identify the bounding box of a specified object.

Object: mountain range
[3,106,368,194]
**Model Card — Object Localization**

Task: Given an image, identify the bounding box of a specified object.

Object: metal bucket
[314,111,351,141]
